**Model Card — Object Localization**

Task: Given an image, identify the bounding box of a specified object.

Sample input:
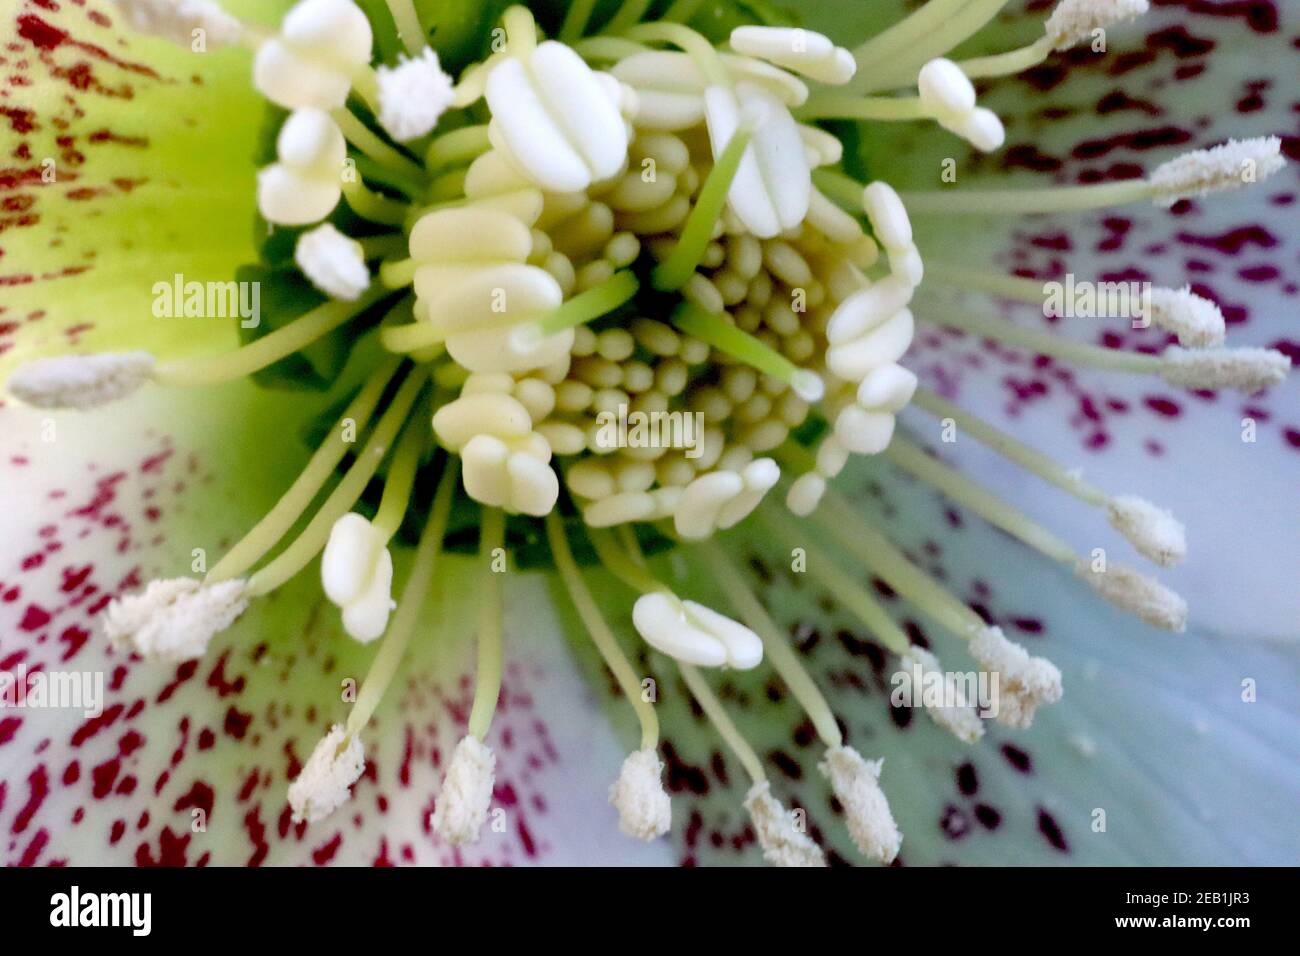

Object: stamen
[295,223,370,301]
[1076,560,1188,631]
[729,27,856,86]
[1160,345,1290,394]
[206,358,401,582]
[287,723,366,824]
[902,137,1285,214]
[103,577,248,662]
[151,287,392,388]
[742,781,827,868]
[608,749,673,841]
[1045,0,1150,51]
[510,270,640,352]
[622,23,728,85]
[112,0,244,48]
[341,178,409,226]
[910,389,1187,565]
[384,0,426,56]
[257,108,347,226]
[671,302,825,401]
[817,746,901,864]
[559,0,599,43]
[968,625,1063,729]
[242,370,428,596]
[602,0,653,35]
[7,351,155,410]
[375,48,454,142]
[253,0,373,111]
[896,645,986,742]
[424,124,491,171]
[856,0,1014,92]
[432,735,497,846]
[331,107,426,184]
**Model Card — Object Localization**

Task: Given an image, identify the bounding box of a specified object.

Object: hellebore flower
[0,0,1297,868]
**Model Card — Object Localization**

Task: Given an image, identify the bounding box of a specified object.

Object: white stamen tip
[257,108,346,226]
[786,472,826,516]
[818,745,901,864]
[729,27,856,86]
[1148,136,1285,207]
[253,0,373,111]
[509,323,545,353]
[1045,0,1150,51]
[321,513,394,643]
[897,646,985,743]
[1161,345,1290,395]
[288,724,365,824]
[790,368,825,402]
[1076,561,1188,632]
[1145,286,1226,348]
[8,351,155,410]
[432,735,496,846]
[377,48,455,142]
[1107,495,1186,567]
[969,626,1063,729]
[631,592,763,669]
[743,781,826,867]
[113,0,243,47]
[609,748,671,841]
[295,224,370,301]
[102,577,248,662]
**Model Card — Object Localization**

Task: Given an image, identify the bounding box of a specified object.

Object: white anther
[857,363,918,412]
[376,47,455,142]
[675,470,744,540]
[826,275,914,345]
[704,82,811,239]
[609,748,671,841]
[815,436,850,478]
[1145,286,1225,348]
[897,645,985,743]
[743,782,826,867]
[818,746,901,864]
[409,207,533,264]
[1107,496,1186,567]
[861,181,912,251]
[433,391,533,449]
[1045,0,1150,51]
[786,472,826,516]
[968,626,1063,730]
[288,724,365,823]
[321,513,394,643]
[1075,560,1188,631]
[460,432,559,517]
[917,58,976,120]
[835,405,896,455]
[253,0,373,110]
[432,735,496,846]
[1160,345,1290,394]
[631,592,762,669]
[790,369,826,402]
[486,40,629,192]
[716,458,781,529]
[826,308,914,383]
[102,577,248,662]
[295,223,369,300]
[887,242,925,287]
[7,351,155,409]
[112,0,243,47]
[1148,136,1285,207]
[729,26,857,85]
[948,106,1006,153]
[257,108,345,226]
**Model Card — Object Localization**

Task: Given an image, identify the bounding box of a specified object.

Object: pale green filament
[468,507,506,741]
[358,233,409,262]
[342,178,409,226]
[348,65,383,116]
[651,123,754,291]
[918,307,1164,374]
[910,388,1109,507]
[757,508,911,657]
[503,4,538,58]
[573,36,650,60]
[851,0,969,83]
[345,462,458,737]
[245,370,429,596]
[861,0,1015,92]
[332,107,426,184]
[206,358,403,583]
[372,408,426,539]
[672,302,823,400]
[703,539,844,748]
[547,513,660,750]
[958,36,1054,79]
[796,95,927,123]
[560,0,599,43]
[424,124,491,171]
[662,0,706,25]
[587,528,666,595]
[379,258,419,290]
[516,270,640,346]
[883,435,1077,563]
[426,166,468,202]
[623,22,728,85]
[926,260,1054,304]
[385,0,426,56]
[602,0,653,35]
[152,286,392,388]
[811,168,866,213]
[901,179,1163,216]
[678,663,767,785]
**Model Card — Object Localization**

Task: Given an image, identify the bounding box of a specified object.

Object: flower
[0,0,1297,868]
